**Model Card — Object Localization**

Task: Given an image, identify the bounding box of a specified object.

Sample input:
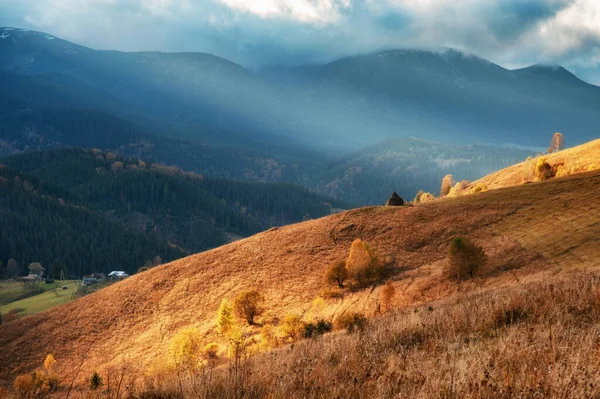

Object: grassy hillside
[1,165,599,390]
[0,281,78,316]
[464,138,600,192]
[0,280,75,307]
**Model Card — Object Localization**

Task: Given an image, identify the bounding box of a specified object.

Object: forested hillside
[1,149,345,258]
[306,138,535,204]
[0,165,184,277]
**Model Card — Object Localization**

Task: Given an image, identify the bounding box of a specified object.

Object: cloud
[0,0,599,83]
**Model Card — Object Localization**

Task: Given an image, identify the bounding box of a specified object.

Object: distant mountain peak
[1,26,55,39]
[515,63,581,83]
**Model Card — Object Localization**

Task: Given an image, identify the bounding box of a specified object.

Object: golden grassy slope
[468,138,600,192]
[1,169,600,386]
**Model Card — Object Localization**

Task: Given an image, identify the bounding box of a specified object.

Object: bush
[259,325,279,349]
[471,184,487,194]
[303,319,333,338]
[203,343,220,360]
[234,290,264,325]
[446,237,487,281]
[535,157,555,181]
[279,314,304,341]
[440,174,455,197]
[419,192,436,203]
[89,371,103,390]
[323,260,348,288]
[335,312,368,334]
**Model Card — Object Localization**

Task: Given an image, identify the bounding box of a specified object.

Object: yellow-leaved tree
[168,327,204,371]
[216,299,235,335]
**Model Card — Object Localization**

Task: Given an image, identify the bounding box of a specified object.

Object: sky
[1,0,599,84]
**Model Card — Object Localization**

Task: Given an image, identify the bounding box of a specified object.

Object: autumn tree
[446,237,487,281]
[234,290,264,325]
[346,239,383,285]
[168,327,203,370]
[548,132,565,153]
[216,299,235,335]
[440,174,455,197]
[324,260,348,288]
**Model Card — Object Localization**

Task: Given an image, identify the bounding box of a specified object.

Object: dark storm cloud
[0,0,598,83]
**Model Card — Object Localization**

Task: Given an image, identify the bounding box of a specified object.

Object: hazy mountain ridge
[2,27,600,151]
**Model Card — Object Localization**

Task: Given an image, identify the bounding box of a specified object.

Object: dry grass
[1,168,600,393]
[54,270,600,398]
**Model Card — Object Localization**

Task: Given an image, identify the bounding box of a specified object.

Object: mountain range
[2,26,600,153]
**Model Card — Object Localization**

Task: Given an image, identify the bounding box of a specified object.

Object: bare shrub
[234,290,264,325]
[445,237,487,281]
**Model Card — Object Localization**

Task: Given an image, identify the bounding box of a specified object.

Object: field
[0,145,599,396]
[0,280,77,307]
[0,281,79,316]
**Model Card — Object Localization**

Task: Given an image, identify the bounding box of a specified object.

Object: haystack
[386,192,405,206]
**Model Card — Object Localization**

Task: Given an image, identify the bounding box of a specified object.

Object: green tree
[28,262,44,276]
[51,261,68,279]
[89,372,103,390]
[6,259,20,278]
